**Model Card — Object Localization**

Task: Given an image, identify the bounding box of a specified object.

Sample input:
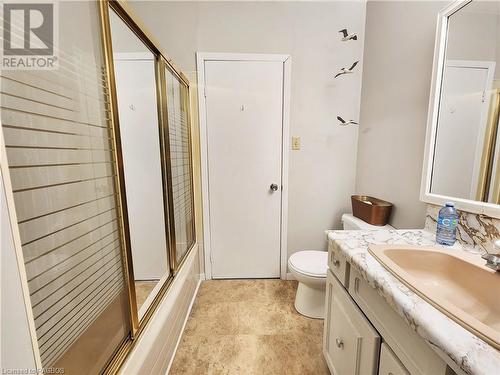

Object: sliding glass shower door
[107,6,171,320]
[1,0,198,371]
[1,1,131,373]
[165,67,195,268]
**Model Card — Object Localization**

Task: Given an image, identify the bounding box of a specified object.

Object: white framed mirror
[421,0,500,218]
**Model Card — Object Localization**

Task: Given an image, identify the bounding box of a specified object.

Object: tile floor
[135,280,158,311]
[170,280,329,375]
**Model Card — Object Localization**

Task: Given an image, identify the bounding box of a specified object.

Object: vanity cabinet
[348,268,448,375]
[323,270,380,375]
[324,243,454,375]
[328,241,350,287]
[379,343,409,375]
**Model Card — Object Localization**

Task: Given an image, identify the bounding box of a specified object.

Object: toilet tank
[342,213,393,230]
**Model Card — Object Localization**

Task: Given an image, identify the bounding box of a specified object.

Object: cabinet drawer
[323,270,380,375]
[328,240,350,287]
[379,343,409,375]
[348,267,447,375]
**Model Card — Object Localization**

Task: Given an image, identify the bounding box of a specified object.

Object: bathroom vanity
[323,1,500,372]
[323,229,500,375]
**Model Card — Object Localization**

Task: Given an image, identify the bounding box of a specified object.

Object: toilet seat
[288,250,327,278]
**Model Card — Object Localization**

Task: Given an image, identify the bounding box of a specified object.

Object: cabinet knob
[332,259,340,267]
[335,338,344,349]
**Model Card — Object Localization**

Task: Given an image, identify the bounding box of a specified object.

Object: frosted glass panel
[165,68,195,264]
[0,2,131,372]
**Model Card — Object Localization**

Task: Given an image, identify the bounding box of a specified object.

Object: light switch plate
[292,136,301,150]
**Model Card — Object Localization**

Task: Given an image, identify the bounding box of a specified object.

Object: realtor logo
[2,2,58,69]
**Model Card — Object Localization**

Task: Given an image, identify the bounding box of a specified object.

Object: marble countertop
[326,229,500,375]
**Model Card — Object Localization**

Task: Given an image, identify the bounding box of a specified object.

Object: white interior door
[432,61,495,199]
[204,60,283,278]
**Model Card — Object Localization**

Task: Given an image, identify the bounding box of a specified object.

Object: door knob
[270,183,279,192]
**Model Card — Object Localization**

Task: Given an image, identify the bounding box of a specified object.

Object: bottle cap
[445,202,455,207]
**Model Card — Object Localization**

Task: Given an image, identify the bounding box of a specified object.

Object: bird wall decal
[337,116,358,126]
[339,29,357,41]
[334,61,359,79]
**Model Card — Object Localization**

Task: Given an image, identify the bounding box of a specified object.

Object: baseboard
[286,272,296,281]
[165,279,201,374]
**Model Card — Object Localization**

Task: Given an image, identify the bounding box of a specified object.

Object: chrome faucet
[482,240,500,271]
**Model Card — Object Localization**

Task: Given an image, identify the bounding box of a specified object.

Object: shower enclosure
[0,1,196,373]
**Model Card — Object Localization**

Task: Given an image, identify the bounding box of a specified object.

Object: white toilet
[288,213,393,319]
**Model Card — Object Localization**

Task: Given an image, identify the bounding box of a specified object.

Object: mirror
[108,8,170,318]
[424,0,500,212]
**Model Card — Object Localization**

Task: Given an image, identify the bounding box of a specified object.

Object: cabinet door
[348,268,448,375]
[379,343,410,375]
[323,270,380,375]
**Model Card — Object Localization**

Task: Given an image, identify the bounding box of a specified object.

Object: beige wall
[447,2,500,79]
[355,1,447,229]
[129,1,367,257]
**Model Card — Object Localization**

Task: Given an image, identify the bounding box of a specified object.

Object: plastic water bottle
[436,202,458,246]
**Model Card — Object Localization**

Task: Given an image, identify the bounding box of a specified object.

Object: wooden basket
[351,195,393,226]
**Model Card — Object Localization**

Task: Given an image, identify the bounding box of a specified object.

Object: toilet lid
[288,250,328,278]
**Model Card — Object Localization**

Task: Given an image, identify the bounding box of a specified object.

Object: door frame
[196,52,291,280]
